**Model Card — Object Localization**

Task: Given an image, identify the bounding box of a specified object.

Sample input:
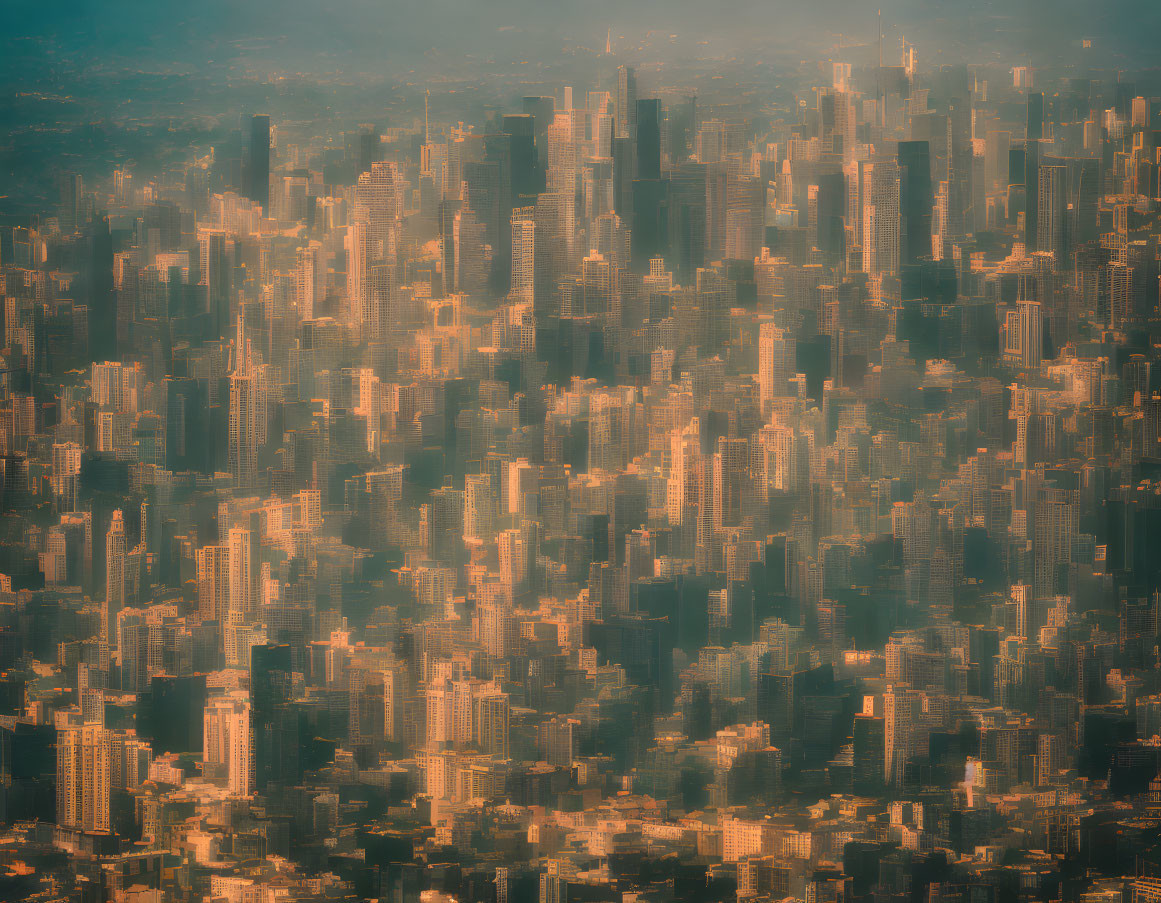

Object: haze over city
[3,2,1161,903]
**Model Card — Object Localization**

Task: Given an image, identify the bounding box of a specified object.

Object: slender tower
[877,10,885,128]
[104,510,125,648]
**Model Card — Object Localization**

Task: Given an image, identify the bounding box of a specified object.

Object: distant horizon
[4,0,1160,75]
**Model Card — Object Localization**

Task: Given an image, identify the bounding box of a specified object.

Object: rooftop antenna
[606,27,612,55]
[425,89,430,143]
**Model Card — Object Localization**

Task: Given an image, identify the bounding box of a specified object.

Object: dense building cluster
[5,38,1161,903]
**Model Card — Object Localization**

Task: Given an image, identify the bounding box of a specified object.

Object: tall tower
[636,98,662,181]
[204,692,255,797]
[1036,164,1068,267]
[56,723,112,833]
[464,473,496,544]
[355,162,403,251]
[196,544,230,622]
[616,65,637,142]
[1026,91,1045,143]
[1016,281,1043,370]
[862,160,900,278]
[104,510,125,648]
[1110,262,1133,328]
[852,713,885,792]
[227,524,259,625]
[758,323,792,416]
[228,318,265,490]
[883,685,922,786]
[510,207,536,306]
[247,114,271,211]
[200,230,232,338]
[475,691,511,758]
[51,442,83,513]
[1023,139,1041,250]
[897,141,933,265]
[945,96,973,243]
[228,372,257,490]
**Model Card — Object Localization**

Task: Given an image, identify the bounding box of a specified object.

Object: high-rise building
[227,524,259,626]
[852,713,885,792]
[1036,164,1068,267]
[247,114,271,211]
[51,442,83,513]
[636,99,662,181]
[197,544,229,623]
[199,229,233,337]
[897,141,933,265]
[475,691,510,758]
[1004,290,1043,371]
[616,66,637,143]
[511,207,536,306]
[56,723,112,834]
[883,685,922,786]
[228,320,266,491]
[203,692,254,796]
[523,95,556,169]
[1027,91,1045,142]
[1024,140,1041,249]
[813,170,847,263]
[862,161,901,278]
[104,510,125,648]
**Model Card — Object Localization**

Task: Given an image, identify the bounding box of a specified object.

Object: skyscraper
[227,523,259,628]
[1027,91,1045,143]
[228,319,266,491]
[203,692,255,797]
[758,323,792,417]
[247,114,271,211]
[51,442,83,513]
[56,723,112,834]
[897,141,933,265]
[1036,164,1068,267]
[510,207,536,306]
[616,65,637,142]
[104,510,125,648]
[199,229,232,338]
[474,691,511,758]
[1023,140,1041,249]
[1011,286,1043,370]
[862,161,901,279]
[883,686,922,786]
[636,99,662,181]
[813,170,847,263]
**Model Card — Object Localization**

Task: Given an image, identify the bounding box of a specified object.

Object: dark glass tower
[1024,139,1041,249]
[816,170,847,264]
[636,98,662,181]
[1026,91,1044,142]
[248,114,271,211]
[897,140,933,265]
